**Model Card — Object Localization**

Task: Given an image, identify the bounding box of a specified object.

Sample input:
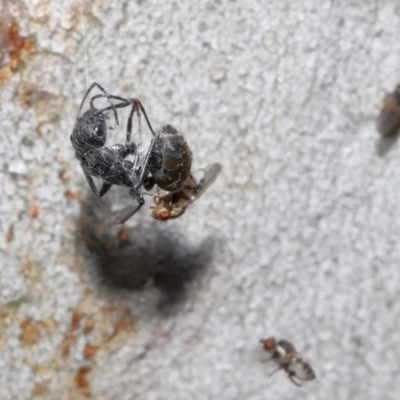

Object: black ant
[70,82,156,220]
[71,82,221,223]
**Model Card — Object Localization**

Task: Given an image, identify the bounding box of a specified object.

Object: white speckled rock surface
[1,0,400,399]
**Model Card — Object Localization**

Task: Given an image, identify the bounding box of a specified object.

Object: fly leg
[287,372,302,387]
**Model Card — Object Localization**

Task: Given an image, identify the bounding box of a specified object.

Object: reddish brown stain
[32,382,47,396]
[61,333,77,359]
[117,226,130,243]
[1,308,12,322]
[5,224,14,243]
[1,308,15,325]
[30,204,40,218]
[101,307,117,315]
[84,344,99,359]
[60,311,82,359]
[75,366,92,397]
[59,169,71,181]
[7,22,35,71]
[65,190,82,201]
[20,319,40,347]
[15,83,55,109]
[105,309,134,344]
[0,66,13,88]
[59,303,135,374]
[71,311,82,331]
[22,259,41,281]
[83,319,95,334]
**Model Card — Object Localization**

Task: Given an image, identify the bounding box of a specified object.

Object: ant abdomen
[150,124,193,192]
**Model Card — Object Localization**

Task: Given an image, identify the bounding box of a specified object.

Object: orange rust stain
[1,308,12,321]
[60,339,69,358]
[29,358,60,376]
[65,190,82,201]
[60,333,78,359]
[20,319,40,347]
[84,344,99,359]
[22,259,41,281]
[36,122,51,138]
[75,366,92,397]
[71,311,82,331]
[32,382,47,396]
[59,169,71,181]
[58,302,135,361]
[37,317,58,334]
[117,226,130,243]
[101,307,117,315]
[60,311,82,359]
[14,81,36,108]
[84,319,95,335]
[1,308,15,325]
[5,224,14,243]
[105,309,134,344]
[0,66,13,88]
[8,22,36,71]
[30,204,40,218]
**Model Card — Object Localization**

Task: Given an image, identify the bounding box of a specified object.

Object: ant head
[76,109,107,148]
[260,337,276,351]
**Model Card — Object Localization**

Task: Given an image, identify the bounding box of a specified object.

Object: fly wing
[190,163,222,201]
[164,163,221,220]
[277,340,297,354]
[287,360,316,381]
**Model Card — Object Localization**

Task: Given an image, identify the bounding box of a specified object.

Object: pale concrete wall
[1,0,400,399]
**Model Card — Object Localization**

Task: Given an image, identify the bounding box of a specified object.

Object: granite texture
[1,0,400,399]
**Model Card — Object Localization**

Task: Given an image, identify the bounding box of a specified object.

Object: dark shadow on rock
[95,231,214,310]
[76,190,216,311]
[376,130,400,157]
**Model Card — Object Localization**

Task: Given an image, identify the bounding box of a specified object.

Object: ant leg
[90,94,130,110]
[90,94,131,129]
[126,98,157,154]
[125,99,140,147]
[75,82,122,135]
[115,197,143,224]
[143,176,156,191]
[82,164,112,197]
[91,97,130,134]
[130,99,157,136]
[125,97,157,147]
[77,82,111,117]
[99,182,112,196]
[107,98,143,154]
[129,187,145,206]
